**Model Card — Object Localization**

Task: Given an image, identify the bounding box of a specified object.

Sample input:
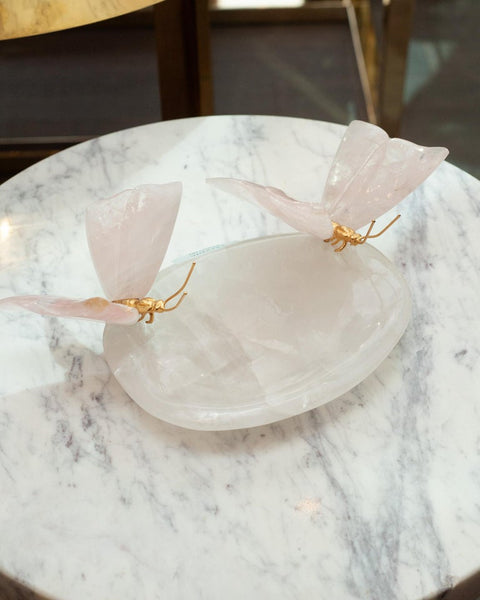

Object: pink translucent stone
[208,178,333,238]
[0,183,182,324]
[86,183,181,300]
[323,121,449,230]
[0,296,139,325]
[208,121,449,238]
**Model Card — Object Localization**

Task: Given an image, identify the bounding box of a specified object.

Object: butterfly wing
[322,120,389,218]
[208,177,332,239]
[0,296,139,324]
[86,183,181,300]
[323,120,449,230]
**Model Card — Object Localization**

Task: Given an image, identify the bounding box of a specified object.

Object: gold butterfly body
[325,216,401,252]
[113,262,196,324]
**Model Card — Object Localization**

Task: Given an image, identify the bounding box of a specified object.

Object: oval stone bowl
[103,234,411,430]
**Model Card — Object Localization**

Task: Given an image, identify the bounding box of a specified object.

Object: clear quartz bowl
[104,234,411,430]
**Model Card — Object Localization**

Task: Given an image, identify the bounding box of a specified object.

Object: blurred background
[0,0,478,180]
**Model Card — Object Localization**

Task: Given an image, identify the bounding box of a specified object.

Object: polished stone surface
[104,234,411,430]
[0,184,182,324]
[85,183,181,300]
[0,116,479,600]
[208,118,448,240]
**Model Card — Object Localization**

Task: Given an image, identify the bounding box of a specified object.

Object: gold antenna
[362,215,401,241]
[163,262,196,311]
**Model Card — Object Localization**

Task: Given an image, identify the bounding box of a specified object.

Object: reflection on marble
[0,116,480,600]
[104,234,411,429]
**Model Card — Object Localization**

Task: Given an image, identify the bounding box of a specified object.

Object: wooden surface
[0,0,161,39]
[154,0,214,118]
[0,0,214,171]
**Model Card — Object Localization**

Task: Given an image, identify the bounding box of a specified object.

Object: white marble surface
[0,115,479,600]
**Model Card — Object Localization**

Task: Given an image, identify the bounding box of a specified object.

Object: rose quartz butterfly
[0,183,193,325]
[208,120,449,251]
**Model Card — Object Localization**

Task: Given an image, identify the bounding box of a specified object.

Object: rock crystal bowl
[104,233,411,430]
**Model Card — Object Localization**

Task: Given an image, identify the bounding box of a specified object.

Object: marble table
[0,115,479,600]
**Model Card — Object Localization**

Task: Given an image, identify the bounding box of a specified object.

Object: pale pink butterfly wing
[323,120,449,230]
[207,178,332,239]
[0,295,138,325]
[209,122,448,241]
[86,183,182,300]
[322,120,388,216]
[0,183,181,324]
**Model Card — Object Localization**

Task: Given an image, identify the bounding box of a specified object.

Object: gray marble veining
[0,116,479,600]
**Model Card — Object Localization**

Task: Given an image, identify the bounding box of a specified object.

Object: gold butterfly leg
[327,239,347,252]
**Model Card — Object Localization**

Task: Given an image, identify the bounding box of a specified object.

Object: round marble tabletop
[0,116,479,600]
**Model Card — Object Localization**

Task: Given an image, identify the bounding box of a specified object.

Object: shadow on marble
[2,351,368,451]
[5,280,419,445]
[1,310,394,456]
[2,317,480,600]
